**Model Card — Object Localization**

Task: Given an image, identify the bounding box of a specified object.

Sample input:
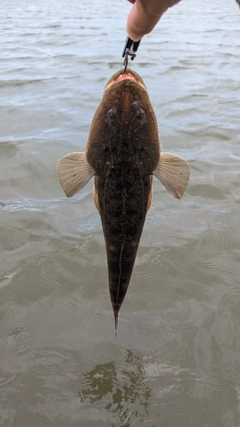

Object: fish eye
[136,108,144,118]
[108,108,117,118]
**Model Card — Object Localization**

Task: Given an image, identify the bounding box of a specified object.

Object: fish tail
[114,308,119,338]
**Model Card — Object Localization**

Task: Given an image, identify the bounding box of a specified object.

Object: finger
[127,0,181,41]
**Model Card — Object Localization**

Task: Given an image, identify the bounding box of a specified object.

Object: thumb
[126,0,181,41]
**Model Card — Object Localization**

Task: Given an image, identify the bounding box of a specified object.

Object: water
[1,0,240,425]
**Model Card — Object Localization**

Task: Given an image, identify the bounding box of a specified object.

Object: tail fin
[114,308,119,338]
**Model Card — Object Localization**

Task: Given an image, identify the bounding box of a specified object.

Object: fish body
[56,69,191,334]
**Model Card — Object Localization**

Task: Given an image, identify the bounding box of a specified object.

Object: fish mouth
[104,68,146,91]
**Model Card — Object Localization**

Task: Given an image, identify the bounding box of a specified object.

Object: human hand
[127,0,182,41]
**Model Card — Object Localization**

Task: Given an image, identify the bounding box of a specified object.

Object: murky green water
[1,0,240,426]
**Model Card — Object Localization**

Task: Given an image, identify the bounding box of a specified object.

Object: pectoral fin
[153,152,191,199]
[56,152,94,197]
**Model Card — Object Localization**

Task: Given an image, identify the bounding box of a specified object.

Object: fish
[56,68,191,336]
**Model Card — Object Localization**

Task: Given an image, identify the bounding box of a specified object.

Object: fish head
[104,68,147,91]
[86,69,160,176]
[102,68,149,124]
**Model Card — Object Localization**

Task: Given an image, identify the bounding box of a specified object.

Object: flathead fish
[56,69,191,335]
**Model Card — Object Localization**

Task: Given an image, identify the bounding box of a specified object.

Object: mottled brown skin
[86,69,160,323]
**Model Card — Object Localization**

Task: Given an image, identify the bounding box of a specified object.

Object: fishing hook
[122,37,141,73]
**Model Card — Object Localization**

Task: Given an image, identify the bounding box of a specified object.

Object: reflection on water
[79,351,151,426]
